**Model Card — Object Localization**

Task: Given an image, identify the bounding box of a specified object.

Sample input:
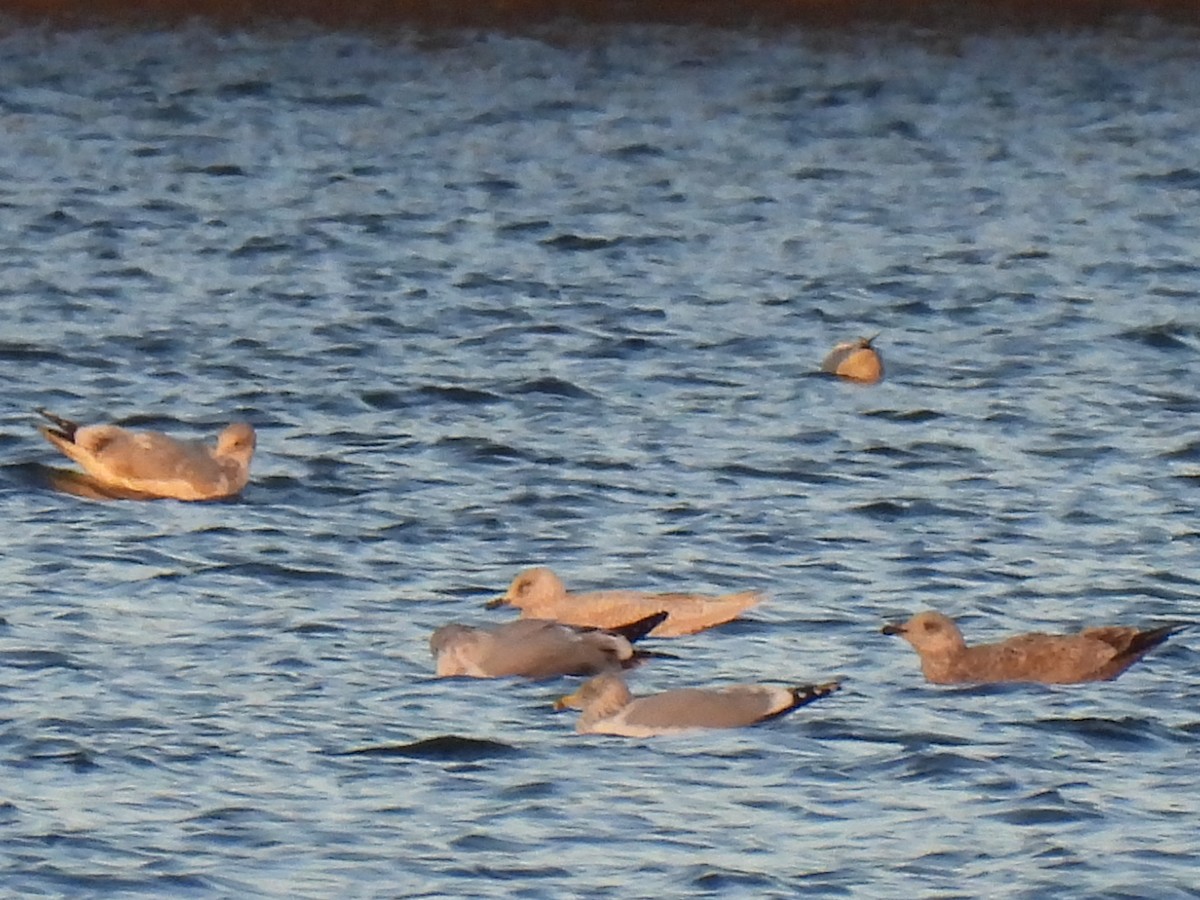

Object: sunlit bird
[555,671,841,737]
[882,610,1183,685]
[36,408,255,501]
[486,566,761,638]
[821,333,883,384]
[429,613,666,680]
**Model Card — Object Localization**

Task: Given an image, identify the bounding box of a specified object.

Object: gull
[882,610,1183,685]
[821,333,883,384]
[429,612,666,680]
[486,566,761,638]
[36,409,255,501]
[554,672,841,736]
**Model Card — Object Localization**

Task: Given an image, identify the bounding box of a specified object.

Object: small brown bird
[882,610,1182,685]
[554,671,841,737]
[486,566,761,638]
[36,409,255,501]
[821,334,883,384]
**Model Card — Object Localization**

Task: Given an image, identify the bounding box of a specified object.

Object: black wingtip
[790,680,842,708]
[35,408,79,442]
[608,610,669,643]
[760,680,842,723]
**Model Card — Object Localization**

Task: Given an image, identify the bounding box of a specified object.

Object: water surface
[1,16,1198,898]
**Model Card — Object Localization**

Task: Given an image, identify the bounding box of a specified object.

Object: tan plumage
[882,610,1182,685]
[486,567,761,638]
[554,672,841,737]
[37,409,255,501]
[821,334,883,384]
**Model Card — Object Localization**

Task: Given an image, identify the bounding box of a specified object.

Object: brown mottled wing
[1080,626,1145,652]
[1083,625,1181,680]
[967,633,1116,684]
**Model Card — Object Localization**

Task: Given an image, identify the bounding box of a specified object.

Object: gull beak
[484,594,509,610]
[881,622,906,636]
[553,689,581,712]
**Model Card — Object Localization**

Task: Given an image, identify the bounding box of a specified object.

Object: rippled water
[1,13,1199,898]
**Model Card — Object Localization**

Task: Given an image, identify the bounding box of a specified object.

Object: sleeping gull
[429,613,666,680]
[554,672,841,736]
[821,334,883,384]
[36,409,255,501]
[882,610,1183,684]
[486,566,761,638]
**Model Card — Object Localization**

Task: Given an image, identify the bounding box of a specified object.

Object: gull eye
[922,620,938,632]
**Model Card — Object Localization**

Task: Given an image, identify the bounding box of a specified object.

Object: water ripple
[1,15,1199,900]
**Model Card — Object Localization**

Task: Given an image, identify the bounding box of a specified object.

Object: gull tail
[36,408,80,444]
[760,680,842,724]
[1118,623,1185,662]
[789,680,842,708]
[1096,623,1186,680]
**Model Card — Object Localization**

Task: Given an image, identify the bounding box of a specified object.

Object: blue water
[1,14,1199,898]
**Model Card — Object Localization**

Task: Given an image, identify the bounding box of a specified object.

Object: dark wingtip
[609,610,669,643]
[34,408,78,442]
[767,680,841,720]
[1133,623,1186,654]
[1100,623,1186,680]
[792,680,841,705]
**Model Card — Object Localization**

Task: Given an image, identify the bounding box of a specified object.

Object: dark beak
[484,595,508,610]
[881,623,906,636]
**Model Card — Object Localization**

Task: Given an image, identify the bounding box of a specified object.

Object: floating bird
[486,566,761,638]
[821,334,883,384]
[882,610,1183,685]
[554,672,841,737]
[429,613,666,680]
[36,409,255,501]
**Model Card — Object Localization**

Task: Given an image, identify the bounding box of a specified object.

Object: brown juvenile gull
[485,566,761,638]
[821,333,883,384]
[429,612,666,680]
[554,672,841,737]
[36,409,255,501]
[882,610,1183,685]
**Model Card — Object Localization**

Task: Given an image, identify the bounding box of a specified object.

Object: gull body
[488,566,761,638]
[37,409,255,501]
[429,613,665,680]
[555,672,841,737]
[882,610,1182,685]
